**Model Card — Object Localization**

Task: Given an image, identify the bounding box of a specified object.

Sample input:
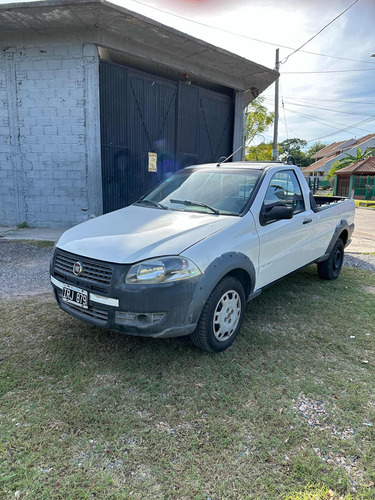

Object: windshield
[136,168,263,215]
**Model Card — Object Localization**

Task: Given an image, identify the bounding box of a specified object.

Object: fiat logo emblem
[73,261,83,276]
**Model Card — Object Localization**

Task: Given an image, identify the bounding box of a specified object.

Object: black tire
[317,238,344,280]
[190,276,246,353]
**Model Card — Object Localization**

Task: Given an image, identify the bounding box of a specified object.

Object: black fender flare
[184,252,256,325]
[317,219,354,262]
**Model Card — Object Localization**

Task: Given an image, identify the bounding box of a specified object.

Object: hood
[56,205,239,263]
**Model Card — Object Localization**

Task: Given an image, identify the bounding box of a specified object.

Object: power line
[128,0,375,65]
[286,108,374,134]
[280,82,289,139]
[263,94,375,105]
[279,121,300,140]
[306,116,375,142]
[283,107,373,135]
[282,68,375,74]
[264,98,375,117]
[281,0,360,64]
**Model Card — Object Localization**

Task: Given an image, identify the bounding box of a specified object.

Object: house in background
[334,156,375,200]
[0,0,278,227]
[312,139,356,162]
[302,134,375,184]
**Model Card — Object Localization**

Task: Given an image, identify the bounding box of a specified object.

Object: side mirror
[263,205,294,223]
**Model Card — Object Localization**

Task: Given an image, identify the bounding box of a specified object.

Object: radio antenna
[216,145,243,167]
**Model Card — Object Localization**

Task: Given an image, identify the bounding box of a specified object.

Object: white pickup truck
[50,161,355,352]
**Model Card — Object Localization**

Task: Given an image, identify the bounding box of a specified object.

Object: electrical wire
[280,82,289,139]
[128,0,375,65]
[281,0,360,64]
[289,110,373,134]
[281,68,375,74]
[283,107,374,135]
[306,116,375,142]
[263,97,375,117]
[263,94,375,105]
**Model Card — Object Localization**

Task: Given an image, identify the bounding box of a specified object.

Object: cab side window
[263,170,305,219]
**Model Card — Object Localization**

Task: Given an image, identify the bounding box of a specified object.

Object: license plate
[62,284,88,309]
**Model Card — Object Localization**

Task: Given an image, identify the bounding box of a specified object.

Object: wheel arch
[226,268,253,299]
[339,229,349,246]
[317,219,354,263]
[184,252,256,325]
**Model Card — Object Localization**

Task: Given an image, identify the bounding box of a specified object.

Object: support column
[272,49,280,161]
[333,175,338,195]
[233,90,244,161]
[83,44,103,217]
[348,175,355,198]
[5,48,26,224]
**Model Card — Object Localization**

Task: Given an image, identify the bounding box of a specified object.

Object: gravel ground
[0,240,54,297]
[0,239,374,298]
[343,253,375,273]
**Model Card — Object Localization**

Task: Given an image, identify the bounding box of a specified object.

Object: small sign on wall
[148,152,157,172]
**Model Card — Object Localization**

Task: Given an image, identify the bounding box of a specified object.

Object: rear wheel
[317,238,344,280]
[190,276,246,353]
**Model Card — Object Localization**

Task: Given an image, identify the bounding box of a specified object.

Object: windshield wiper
[135,199,168,210]
[169,199,220,215]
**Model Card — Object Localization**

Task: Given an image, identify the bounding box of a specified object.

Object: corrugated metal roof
[335,156,375,175]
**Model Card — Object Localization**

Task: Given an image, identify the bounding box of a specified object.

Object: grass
[354,200,375,209]
[11,239,55,248]
[1,266,375,499]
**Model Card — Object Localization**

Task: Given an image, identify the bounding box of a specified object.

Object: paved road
[350,208,375,253]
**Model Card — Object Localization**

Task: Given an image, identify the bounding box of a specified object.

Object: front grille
[54,251,113,293]
[58,293,109,325]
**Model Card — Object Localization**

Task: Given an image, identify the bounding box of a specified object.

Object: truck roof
[185,161,288,171]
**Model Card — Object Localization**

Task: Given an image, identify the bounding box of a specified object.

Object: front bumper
[50,250,200,338]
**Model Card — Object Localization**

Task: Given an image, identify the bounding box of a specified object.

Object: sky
[113,0,375,148]
[2,0,375,149]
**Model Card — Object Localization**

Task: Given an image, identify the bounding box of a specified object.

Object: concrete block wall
[0,54,14,224]
[0,43,101,227]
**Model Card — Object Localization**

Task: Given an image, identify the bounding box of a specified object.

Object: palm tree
[326,147,374,179]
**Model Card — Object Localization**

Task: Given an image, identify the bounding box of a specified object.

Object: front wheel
[317,238,344,280]
[190,276,246,353]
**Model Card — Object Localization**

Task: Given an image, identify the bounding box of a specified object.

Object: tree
[306,141,328,158]
[245,97,274,148]
[279,138,308,167]
[246,142,281,161]
[326,147,374,179]
[326,159,341,179]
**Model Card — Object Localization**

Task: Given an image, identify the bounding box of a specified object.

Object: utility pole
[272,48,280,161]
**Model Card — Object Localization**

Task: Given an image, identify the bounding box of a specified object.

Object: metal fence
[353,175,375,200]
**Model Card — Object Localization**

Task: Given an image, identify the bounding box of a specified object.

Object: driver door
[254,169,315,289]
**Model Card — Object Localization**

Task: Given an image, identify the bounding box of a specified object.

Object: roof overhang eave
[0,0,279,103]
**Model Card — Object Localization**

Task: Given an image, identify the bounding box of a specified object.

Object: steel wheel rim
[333,247,342,270]
[213,289,241,342]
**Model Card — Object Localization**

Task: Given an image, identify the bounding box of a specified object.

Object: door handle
[303,218,313,224]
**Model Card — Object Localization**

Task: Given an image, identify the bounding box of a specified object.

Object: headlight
[125,256,201,284]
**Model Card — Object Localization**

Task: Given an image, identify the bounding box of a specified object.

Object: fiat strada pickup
[50,161,355,352]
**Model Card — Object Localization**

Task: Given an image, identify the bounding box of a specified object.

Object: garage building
[0,0,278,227]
